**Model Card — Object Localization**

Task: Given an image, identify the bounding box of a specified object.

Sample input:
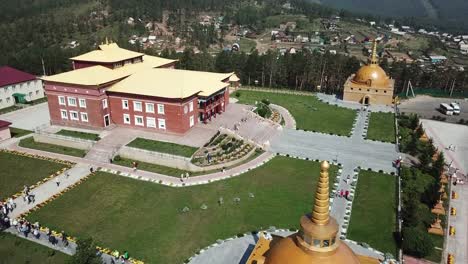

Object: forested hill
[317,0,468,31]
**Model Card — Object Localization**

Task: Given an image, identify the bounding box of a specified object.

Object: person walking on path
[345,190,349,200]
[55,176,60,187]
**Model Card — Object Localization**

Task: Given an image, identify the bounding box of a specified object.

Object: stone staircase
[84,129,135,163]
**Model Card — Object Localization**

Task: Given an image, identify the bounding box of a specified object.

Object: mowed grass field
[0,232,70,264]
[347,170,397,256]
[27,157,336,263]
[366,112,396,143]
[236,90,356,135]
[0,151,67,200]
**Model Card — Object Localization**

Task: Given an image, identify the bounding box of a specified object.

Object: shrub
[261,98,270,105]
[113,155,121,161]
[402,227,433,258]
[459,119,465,124]
[235,91,241,97]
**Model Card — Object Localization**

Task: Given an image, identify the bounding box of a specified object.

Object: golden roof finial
[311,161,330,225]
[370,39,378,65]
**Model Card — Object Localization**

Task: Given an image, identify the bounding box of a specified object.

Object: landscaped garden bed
[26,156,337,263]
[191,133,256,166]
[56,129,100,141]
[236,89,356,135]
[127,138,198,158]
[9,127,33,138]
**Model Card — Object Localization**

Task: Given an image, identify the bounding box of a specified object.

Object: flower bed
[192,134,255,167]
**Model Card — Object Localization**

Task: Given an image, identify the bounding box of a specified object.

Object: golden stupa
[246,161,380,264]
[343,40,394,105]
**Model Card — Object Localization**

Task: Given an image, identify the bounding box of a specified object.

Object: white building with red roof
[0,66,44,109]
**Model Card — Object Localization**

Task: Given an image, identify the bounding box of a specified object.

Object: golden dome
[352,64,390,88]
[351,39,390,88]
[264,235,362,264]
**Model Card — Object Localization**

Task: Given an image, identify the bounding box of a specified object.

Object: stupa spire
[311,161,330,225]
[370,39,378,65]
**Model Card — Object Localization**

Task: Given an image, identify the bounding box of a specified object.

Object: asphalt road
[399,96,468,123]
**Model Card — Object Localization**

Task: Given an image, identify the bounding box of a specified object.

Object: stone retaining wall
[33,134,93,150]
[118,145,259,173]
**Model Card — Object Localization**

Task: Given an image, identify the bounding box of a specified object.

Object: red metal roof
[0,120,12,128]
[0,66,37,87]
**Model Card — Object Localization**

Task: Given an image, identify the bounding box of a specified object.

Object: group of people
[338,189,350,200]
[0,199,16,230]
[111,250,130,264]
[22,185,35,204]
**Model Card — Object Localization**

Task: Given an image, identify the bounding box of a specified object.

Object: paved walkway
[9,163,90,219]
[0,103,50,130]
[422,119,468,264]
[7,143,275,187]
[316,93,394,113]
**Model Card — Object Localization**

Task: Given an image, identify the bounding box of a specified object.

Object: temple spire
[370,39,378,65]
[311,161,330,225]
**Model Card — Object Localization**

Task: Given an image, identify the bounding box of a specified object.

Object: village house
[0,66,44,110]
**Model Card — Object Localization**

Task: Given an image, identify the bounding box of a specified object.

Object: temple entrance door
[363,96,370,105]
[104,115,110,127]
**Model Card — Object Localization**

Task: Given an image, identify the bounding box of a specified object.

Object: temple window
[384,90,387,93]
[375,90,378,92]
[323,240,330,247]
[313,239,321,247]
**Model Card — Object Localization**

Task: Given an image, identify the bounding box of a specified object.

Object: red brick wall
[223,88,230,109]
[108,93,198,134]
[44,83,110,129]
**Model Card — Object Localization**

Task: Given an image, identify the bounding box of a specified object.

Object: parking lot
[399,95,468,123]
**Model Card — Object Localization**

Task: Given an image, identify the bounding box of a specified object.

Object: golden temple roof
[108,69,233,98]
[42,55,176,86]
[71,43,144,63]
[351,40,391,89]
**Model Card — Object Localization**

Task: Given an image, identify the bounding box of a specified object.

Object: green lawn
[27,157,336,263]
[425,234,443,263]
[127,138,199,158]
[236,90,356,135]
[347,170,397,256]
[239,38,257,52]
[10,127,33,138]
[0,232,70,264]
[19,137,87,157]
[0,151,67,200]
[56,129,100,141]
[366,112,396,143]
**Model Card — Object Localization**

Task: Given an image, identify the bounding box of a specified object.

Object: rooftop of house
[0,66,37,87]
[107,68,233,99]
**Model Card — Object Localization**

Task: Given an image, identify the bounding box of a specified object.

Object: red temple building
[42,42,239,134]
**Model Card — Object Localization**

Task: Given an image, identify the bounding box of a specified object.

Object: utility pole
[449,80,455,97]
[41,58,46,76]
